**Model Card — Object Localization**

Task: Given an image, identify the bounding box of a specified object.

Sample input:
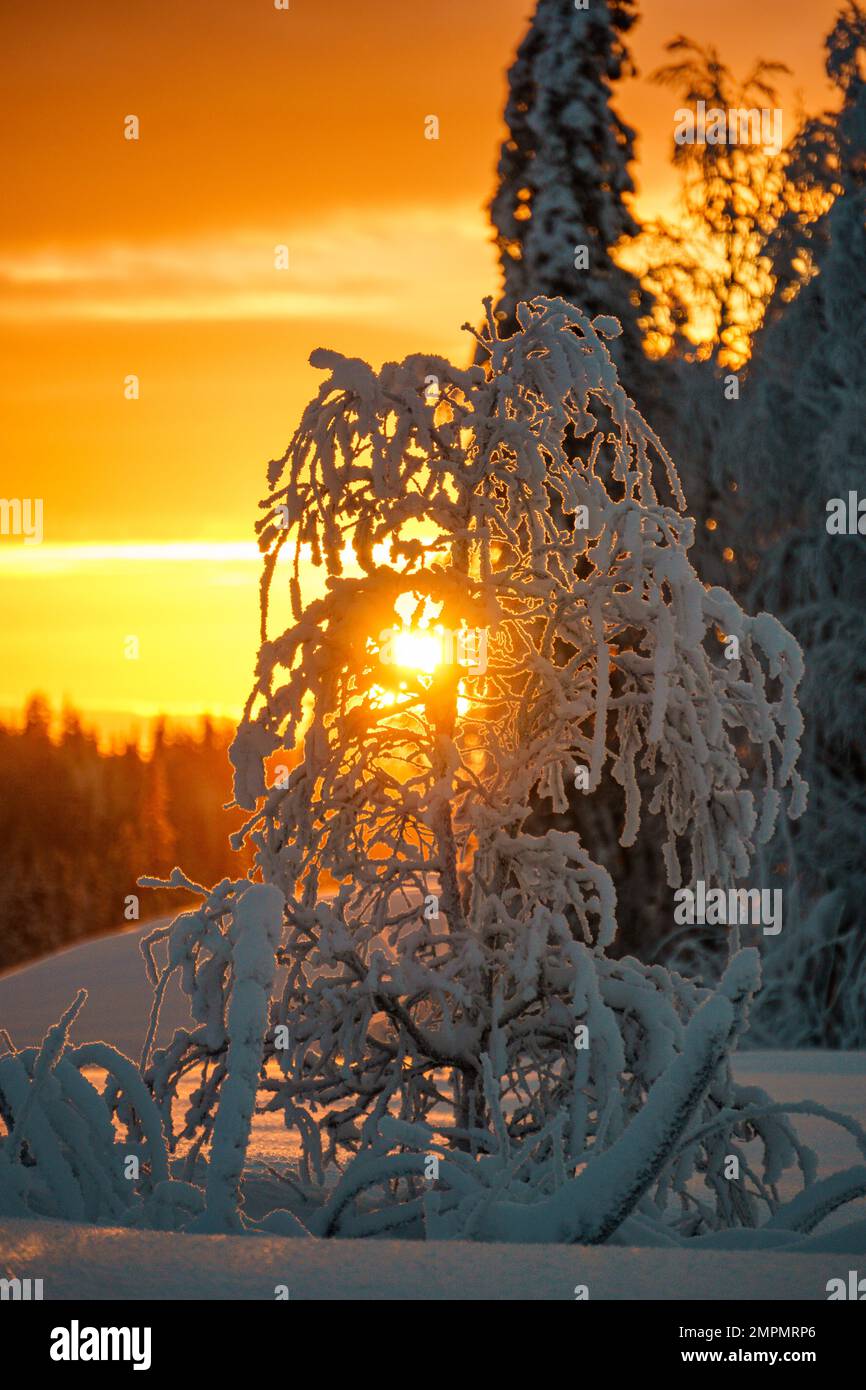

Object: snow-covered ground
[3,1215,865,1300]
[0,919,193,1061]
[1,924,865,1299]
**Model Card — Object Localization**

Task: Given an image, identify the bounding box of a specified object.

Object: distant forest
[0,696,254,972]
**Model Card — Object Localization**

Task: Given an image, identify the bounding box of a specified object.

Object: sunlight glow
[390,628,442,674]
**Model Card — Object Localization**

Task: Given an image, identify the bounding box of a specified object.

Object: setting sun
[389,627,442,675]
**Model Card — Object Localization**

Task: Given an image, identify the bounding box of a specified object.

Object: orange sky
[0,0,844,731]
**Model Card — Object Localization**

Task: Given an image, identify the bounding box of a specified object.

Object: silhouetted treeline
[0,696,255,973]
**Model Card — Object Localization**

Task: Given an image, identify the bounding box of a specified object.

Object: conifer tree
[489,0,649,391]
[707,3,866,1045]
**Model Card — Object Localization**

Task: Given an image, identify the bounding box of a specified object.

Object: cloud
[0,205,491,325]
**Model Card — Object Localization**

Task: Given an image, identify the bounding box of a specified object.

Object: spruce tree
[489,0,649,390]
[487,2,668,958]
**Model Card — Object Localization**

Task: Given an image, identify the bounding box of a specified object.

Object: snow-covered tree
[705,6,866,1046]
[208,295,817,1237]
[619,38,793,605]
[760,1,865,321]
[488,0,650,395]
[633,38,790,370]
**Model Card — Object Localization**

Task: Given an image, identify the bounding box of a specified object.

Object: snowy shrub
[135,876,285,1232]
[0,883,294,1234]
[0,992,178,1225]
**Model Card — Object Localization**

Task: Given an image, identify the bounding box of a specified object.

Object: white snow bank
[0,1214,860,1301]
